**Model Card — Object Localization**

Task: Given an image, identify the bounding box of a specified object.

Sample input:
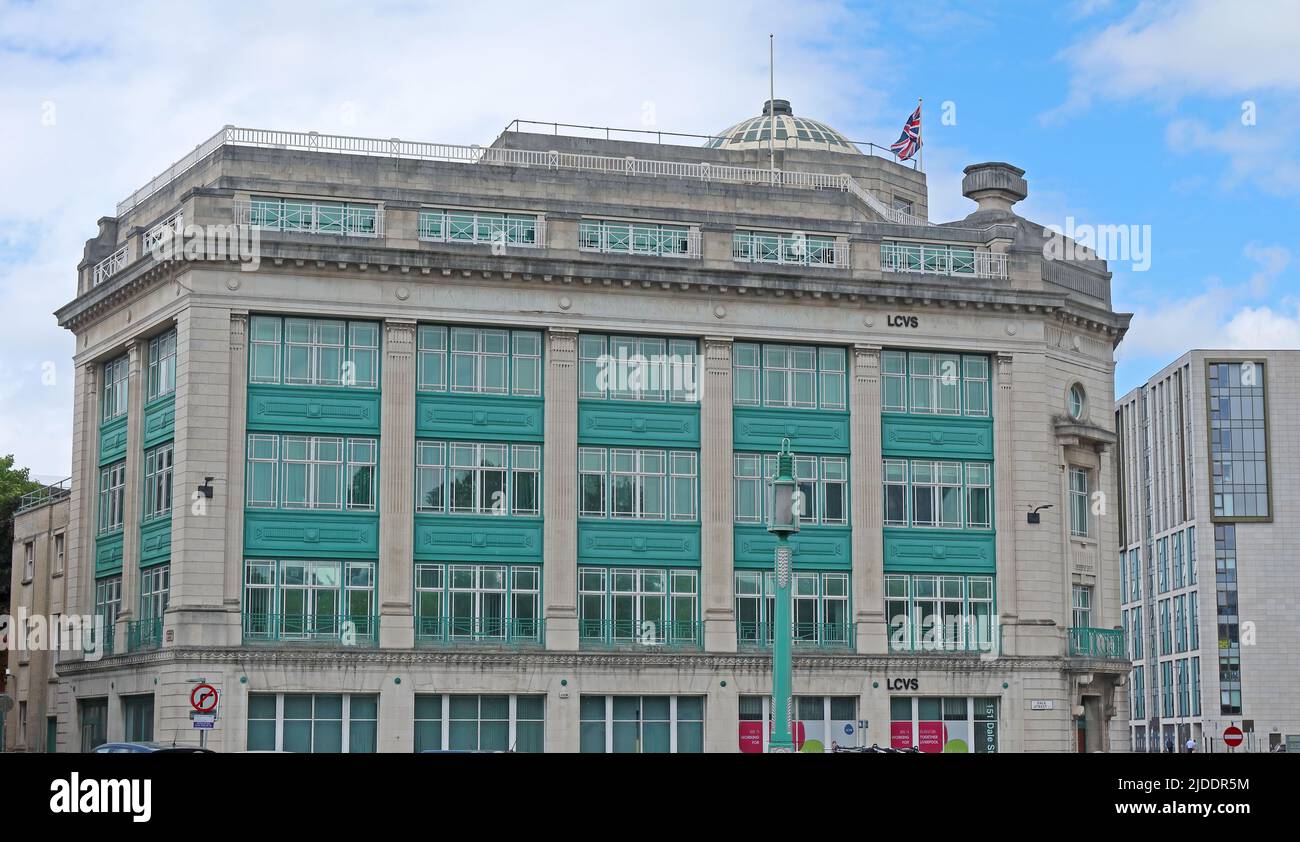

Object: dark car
[92,741,213,753]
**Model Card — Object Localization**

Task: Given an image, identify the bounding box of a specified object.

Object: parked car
[92,741,213,753]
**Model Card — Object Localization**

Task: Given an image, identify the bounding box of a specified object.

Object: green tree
[0,455,44,614]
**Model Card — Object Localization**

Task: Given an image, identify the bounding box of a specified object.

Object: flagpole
[769,34,776,175]
[917,97,923,172]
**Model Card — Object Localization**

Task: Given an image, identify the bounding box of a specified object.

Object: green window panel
[414,562,541,644]
[102,355,129,422]
[882,459,992,530]
[146,330,176,401]
[245,433,377,512]
[578,446,697,521]
[881,350,990,417]
[98,461,125,534]
[578,333,699,403]
[247,693,377,753]
[579,695,704,753]
[733,452,847,526]
[735,569,851,648]
[415,440,540,517]
[885,573,996,653]
[416,325,541,397]
[578,567,699,647]
[733,342,845,410]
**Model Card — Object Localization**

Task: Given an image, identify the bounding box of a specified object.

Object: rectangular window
[1072,585,1093,629]
[419,209,539,247]
[98,462,125,534]
[881,350,991,417]
[243,559,377,643]
[416,325,542,397]
[250,196,379,237]
[248,316,378,388]
[414,441,540,517]
[146,330,177,401]
[736,571,853,647]
[580,447,696,521]
[580,695,705,753]
[578,567,699,646]
[579,219,694,258]
[1069,467,1091,538]
[122,695,154,743]
[54,533,64,575]
[884,573,996,653]
[733,453,848,526]
[889,696,999,753]
[1207,361,1270,519]
[733,230,841,268]
[102,356,129,421]
[23,541,34,581]
[411,694,544,753]
[139,564,170,621]
[245,434,377,512]
[142,443,174,521]
[247,693,378,753]
[578,334,699,403]
[414,563,541,643]
[731,342,845,410]
[891,460,974,530]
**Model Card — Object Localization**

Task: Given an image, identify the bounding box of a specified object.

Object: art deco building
[52,101,1131,752]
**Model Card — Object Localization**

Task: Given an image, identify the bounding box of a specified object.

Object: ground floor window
[122,694,154,743]
[414,693,544,752]
[247,693,377,752]
[579,695,704,753]
[244,559,377,643]
[79,698,108,752]
[890,696,999,753]
[735,570,851,647]
[884,573,996,653]
[578,566,699,646]
[738,695,859,753]
[414,563,541,642]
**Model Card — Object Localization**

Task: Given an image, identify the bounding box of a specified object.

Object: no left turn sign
[191,683,219,714]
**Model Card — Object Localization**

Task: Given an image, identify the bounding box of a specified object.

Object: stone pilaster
[222,313,249,631]
[851,344,886,653]
[379,319,417,648]
[993,352,1019,655]
[543,328,579,650]
[701,337,736,652]
[115,339,146,647]
[69,362,99,643]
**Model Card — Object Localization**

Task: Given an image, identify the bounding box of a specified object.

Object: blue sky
[1,0,1297,476]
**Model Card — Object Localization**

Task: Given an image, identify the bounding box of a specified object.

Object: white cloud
[0,0,899,475]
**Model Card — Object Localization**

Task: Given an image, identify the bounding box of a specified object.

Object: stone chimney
[962,162,1028,214]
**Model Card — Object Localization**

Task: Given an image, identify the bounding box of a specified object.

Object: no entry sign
[191,683,219,714]
[1223,726,1244,747]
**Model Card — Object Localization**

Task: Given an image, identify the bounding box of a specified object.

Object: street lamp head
[767,437,801,536]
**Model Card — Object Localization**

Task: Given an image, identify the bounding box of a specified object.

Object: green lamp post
[767,438,801,753]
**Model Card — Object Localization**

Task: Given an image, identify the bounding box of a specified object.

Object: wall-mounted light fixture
[1027,504,1052,524]
[197,477,215,499]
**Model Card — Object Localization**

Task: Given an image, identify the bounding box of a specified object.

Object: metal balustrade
[141,211,184,256]
[736,621,855,650]
[92,247,128,287]
[578,619,704,649]
[880,242,1008,280]
[234,200,382,237]
[126,617,164,652]
[16,477,71,514]
[418,211,544,248]
[578,221,700,259]
[415,616,544,646]
[732,232,849,268]
[242,612,379,646]
[117,126,932,230]
[1068,626,1126,659]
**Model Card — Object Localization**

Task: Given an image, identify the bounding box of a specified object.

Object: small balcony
[732,231,849,269]
[1068,627,1125,659]
[92,246,128,287]
[880,242,1007,280]
[737,621,855,651]
[578,220,700,259]
[579,619,703,650]
[234,200,383,238]
[242,612,379,646]
[416,616,544,647]
[126,617,163,653]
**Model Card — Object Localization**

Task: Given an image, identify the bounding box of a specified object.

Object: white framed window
[23,541,34,581]
[242,559,376,642]
[579,447,697,522]
[881,350,990,417]
[247,693,378,753]
[735,570,852,646]
[245,434,376,511]
[883,459,992,530]
[578,567,699,645]
[885,573,995,653]
[102,356,129,421]
[419,209,539,246]
[143,443,174,521]
[414,441,540,516]
[732,342,845,410]
[1069,466,1091,538]
[1072,585,1093,629]
[579,448,607,517]
[94,576,122,632]
[146,330,177,401]
[249,197,379,237]
[414,694,544,753]
[249,316,378,388]
[416,325,542,396]
[578,334,698,403]
[579,695,704,753]
[451,327,508,394]
[139,564,170,620]
[54,532,64,575]
[98,462,125,534]
[733,453,848,526]
[413,563,541,642]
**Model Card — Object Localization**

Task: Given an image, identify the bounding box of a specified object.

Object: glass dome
[705,100,861,154]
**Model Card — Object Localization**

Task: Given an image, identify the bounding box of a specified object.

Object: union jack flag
[890,104,922,161]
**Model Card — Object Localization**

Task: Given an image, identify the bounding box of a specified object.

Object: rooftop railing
[881,243,1008,280]
[91,247,128,287]
[16,477,72,514]
[115,126,932,228]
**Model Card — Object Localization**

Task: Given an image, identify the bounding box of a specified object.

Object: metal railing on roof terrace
[116,126,933,228]
[17,477,72,514]
[500,118,916,167]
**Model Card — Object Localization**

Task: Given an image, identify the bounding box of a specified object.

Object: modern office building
[3,480,71,752]
[52,101,1132,752]
[1117,350,1300,753]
